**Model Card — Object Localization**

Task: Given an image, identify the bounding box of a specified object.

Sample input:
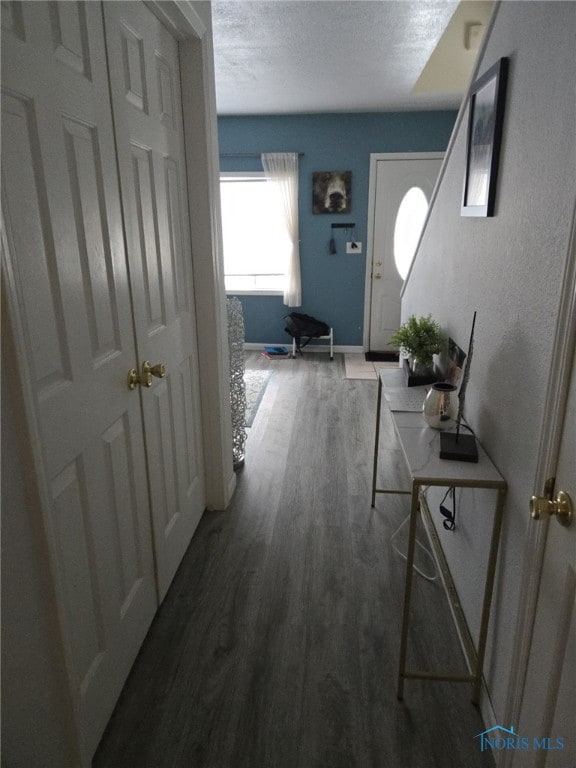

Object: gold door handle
[142,360,166,379]
[127,368,151,390]
[127,361,165,390]
[530,491,573,528]
[373,273,382,280]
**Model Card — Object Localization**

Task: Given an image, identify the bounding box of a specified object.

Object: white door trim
[145,0,206,40]
[502,198,576,768]
[363,152,444,351]
[147,0,236,509]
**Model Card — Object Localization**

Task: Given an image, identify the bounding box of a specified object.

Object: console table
[371,369,507,705]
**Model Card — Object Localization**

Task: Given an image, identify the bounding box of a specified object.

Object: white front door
[366,154,442,352]
[515,346,576,765]
[1,3,157,761]
[104,2,206,600]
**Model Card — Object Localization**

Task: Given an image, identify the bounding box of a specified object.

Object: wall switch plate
[346,241,362,254]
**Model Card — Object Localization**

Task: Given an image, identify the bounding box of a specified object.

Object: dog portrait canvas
[312,171,352,214]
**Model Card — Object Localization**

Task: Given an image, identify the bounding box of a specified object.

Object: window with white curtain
[220,172,291,294]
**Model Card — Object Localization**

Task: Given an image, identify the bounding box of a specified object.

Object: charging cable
[439,486,456,531]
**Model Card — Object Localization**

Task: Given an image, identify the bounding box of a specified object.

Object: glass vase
[410,356,433,377]
[423,382,458,430]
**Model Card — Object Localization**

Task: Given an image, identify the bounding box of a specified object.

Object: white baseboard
[244,343,364,354]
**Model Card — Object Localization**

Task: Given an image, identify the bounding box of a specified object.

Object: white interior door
[104,1,206,600]
[1,3,157,761]
[367,154,442,352]
[516,348,576,766]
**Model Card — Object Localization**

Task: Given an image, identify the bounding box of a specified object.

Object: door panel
[130,143,167,331]
[1,2,157,761]
[517,351,575,766]
[50,459,107,684]
[48,0,92,77]
[1,0,26,41]
[120,19,148,112]
[1,92,72,392]
[165,156,190,313]
[62,116,122,363]
[104,1,205,600]
[368,156,442,351]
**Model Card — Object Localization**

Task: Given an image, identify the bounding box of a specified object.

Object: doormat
[344,354,377,380]
[344,355,399,379]
[244,369,272,427]
[365,352,399,362]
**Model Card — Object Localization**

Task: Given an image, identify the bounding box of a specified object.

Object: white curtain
[261,152,301,307]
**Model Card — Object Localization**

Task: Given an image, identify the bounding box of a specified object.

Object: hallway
[95,352,494,768]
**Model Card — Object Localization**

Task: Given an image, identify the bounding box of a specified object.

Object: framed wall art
[312,171,352,214]
[461,57,509,217]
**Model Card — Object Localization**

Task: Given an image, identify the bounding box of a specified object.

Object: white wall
[402,1,576,719]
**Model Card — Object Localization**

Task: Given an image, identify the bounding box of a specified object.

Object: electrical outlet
[346,241,362,254]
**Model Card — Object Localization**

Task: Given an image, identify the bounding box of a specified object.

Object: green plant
[390,314,444,369]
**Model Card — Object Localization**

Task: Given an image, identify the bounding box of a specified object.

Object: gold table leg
[397,482,420,700]
[472,486,506,705]
[371,376,383,507]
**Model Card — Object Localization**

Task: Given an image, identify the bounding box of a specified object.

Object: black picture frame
[312,171,352,214]
[461,57,508,217]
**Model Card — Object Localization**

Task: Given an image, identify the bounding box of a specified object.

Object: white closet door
[1,2,157,762]
[103,2,206,600]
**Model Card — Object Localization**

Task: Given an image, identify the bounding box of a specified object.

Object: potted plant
[390,314,444,376]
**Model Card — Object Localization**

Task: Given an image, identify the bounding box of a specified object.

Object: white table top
[378,369,505,489]
[393,413,505,488]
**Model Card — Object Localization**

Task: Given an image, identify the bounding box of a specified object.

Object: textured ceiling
[211,0,487,115]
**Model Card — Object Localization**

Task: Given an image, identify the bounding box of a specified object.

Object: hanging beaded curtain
[227,297,247,468]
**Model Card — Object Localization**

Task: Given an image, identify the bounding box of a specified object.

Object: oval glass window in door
[393,186,429,279]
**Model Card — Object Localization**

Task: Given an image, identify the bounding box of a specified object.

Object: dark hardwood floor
[94,352,495,768]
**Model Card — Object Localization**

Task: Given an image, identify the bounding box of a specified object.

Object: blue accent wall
[218,112,457,347]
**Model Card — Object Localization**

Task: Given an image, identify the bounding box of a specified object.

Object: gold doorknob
[373,273,382,280]
[375,260,382,267]
[142,361,166,379]
[530,491,573,528]
[128,368,139,390]
[127,368,152,390]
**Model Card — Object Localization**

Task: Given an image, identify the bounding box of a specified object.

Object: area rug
[244,369,272,426]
